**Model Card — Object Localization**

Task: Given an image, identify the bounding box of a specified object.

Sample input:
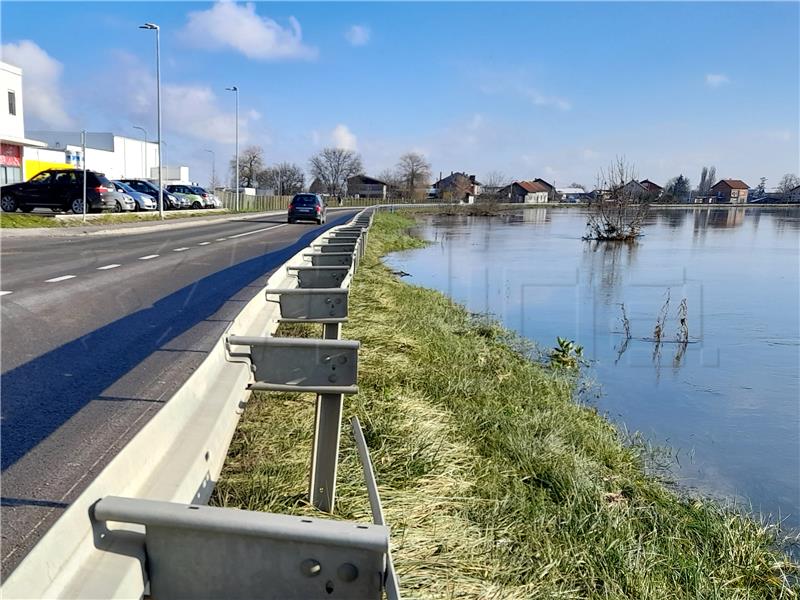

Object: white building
[556,187,588,203]
[0,61,47,184]
[27,131,161,180]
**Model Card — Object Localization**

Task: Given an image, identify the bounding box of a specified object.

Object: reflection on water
[388,206,800,532]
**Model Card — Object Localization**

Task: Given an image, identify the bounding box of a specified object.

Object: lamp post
[132,125,147,179]
[139,22,163,220]
[81,130,87,223]
[204,148,215,191]
[225,86,239,211]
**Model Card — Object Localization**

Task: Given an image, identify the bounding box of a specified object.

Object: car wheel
[113,201,123,213]
[1,195,18,212]
[192,201,202,209]
[288,218,295,224]
[70,198,85,214]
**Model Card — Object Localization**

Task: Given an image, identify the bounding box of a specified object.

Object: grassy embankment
[0,210,234,229]
[212,211,798,598]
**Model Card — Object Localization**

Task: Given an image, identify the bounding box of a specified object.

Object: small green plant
[549,337,584,369]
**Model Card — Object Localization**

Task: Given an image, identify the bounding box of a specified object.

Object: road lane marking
[173,247,189,252]
[227,224,287,240]
[197,241,211,246]
[97,264,121,270]
[139,254,159,260]
[0,291,12,296]
[215,238,227,242]
[45,275,76,283]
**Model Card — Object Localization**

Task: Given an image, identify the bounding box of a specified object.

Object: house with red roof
[498,180,550,203]
[710,179,749,204]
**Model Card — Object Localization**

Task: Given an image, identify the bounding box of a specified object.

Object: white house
[0,61,47,184]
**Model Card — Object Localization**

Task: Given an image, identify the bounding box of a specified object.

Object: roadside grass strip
[212,212,799,598]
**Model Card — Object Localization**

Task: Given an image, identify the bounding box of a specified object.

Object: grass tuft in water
[212,211,799,598]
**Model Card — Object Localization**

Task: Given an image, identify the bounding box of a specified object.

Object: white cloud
[330,124,357,151]
[763,129,791,142]
[345,25,371,47]
[478,71,571,112]
[182,2,317,60]
[1,40,74,128]
[705,73,730,88]
[109,54,247,145]
[521,88,571,111]
[467,113,484,130]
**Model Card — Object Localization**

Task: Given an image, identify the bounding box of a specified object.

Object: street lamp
[225,86,239,211]
[132,125,147,179]
[204,149,215,190]
[139,22,163,220]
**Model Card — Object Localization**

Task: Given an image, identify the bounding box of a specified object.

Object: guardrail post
[310,321,344,512]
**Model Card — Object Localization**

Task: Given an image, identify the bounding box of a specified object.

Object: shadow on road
[0,212,355,471]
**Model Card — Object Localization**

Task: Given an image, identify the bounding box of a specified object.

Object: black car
[288,193,327,224]
[1,169,120,214]
[117,179,181,210]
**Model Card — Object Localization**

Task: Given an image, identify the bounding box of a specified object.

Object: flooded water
[387,206,800,530]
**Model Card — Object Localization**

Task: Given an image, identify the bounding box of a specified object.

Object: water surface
[388,206,800,530]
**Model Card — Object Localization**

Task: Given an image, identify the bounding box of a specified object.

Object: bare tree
[585,157,649,241]
[309,148,364,196]
[396,152,431,199]
[377,168,403,199]
[481,171,511,201]
[777,173,800,196]
[697,165,717,196]
[229,145,264,188]
[258,162,305,195]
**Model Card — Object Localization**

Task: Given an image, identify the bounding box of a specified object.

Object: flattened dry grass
[212,211,799,598]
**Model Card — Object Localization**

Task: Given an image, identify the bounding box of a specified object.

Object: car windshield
[293,195,317,207]
[191,187,206,194]
[114,181,134,194]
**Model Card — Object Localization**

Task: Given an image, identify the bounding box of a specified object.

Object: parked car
[189,186,221,208]
[1,169,120,214]
[166,184,205,209]
[114,191,136,212]
[112,181,156,211]
[116,179,182,210]
[288,193,326,224]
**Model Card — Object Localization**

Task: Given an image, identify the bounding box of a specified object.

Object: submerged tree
[584,157,649,241]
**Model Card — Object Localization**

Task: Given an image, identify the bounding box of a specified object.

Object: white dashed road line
[97,264,121,270]
[197,241,210,246]
[139,254,159,260]
[0,291,12,296]
[227,224,287,240]
[215,238,227,242]
[45,275,76,283]
[173,247,189,252]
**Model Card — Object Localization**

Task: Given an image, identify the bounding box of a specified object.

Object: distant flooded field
[388,206,800,530]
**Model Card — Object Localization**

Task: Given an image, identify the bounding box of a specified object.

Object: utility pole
[226,86,239,211]
[82,130,87,223]
[139,22,163,220]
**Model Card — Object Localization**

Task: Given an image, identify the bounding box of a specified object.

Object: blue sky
[2,1,798,189]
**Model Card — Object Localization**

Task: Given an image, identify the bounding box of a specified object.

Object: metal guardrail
[1,210,399,599]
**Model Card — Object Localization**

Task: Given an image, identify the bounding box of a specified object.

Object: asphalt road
[0,208,358,577]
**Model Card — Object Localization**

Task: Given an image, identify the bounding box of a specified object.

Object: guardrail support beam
[310,322,344,512]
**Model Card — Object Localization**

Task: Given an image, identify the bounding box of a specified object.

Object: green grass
[212,211,799,598]
[0,209,233,228]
